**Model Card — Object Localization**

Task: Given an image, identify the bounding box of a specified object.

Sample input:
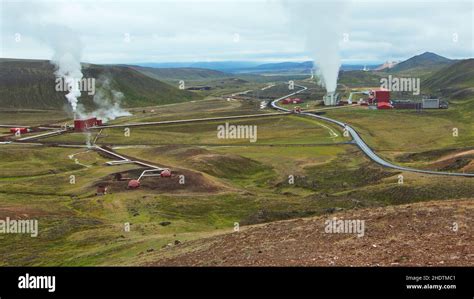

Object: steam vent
[323,92,339,106]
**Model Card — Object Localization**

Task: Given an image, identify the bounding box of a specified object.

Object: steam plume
[283,0,349,92]
[49,32,84,113]
[88,77,131,122]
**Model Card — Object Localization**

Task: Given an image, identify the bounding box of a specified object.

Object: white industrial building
[422,98,440,109]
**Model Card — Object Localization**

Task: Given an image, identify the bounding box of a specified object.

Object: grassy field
[112,97,273,124]
[0,109,70,126]
[1,127,473,266]
[0,117,349,265]
[41,114,346,146]
[324,99,474,167]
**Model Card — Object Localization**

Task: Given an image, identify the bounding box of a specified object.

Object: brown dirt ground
[0,205,64,219]
[429,149,474,172]
[147,199,473,266]
[95,167,226,194]
[430,157,474,172]
[434,149,474,162]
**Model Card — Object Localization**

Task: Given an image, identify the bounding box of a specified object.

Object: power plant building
[369,89,390,105]
[74,117,103,132]
[10,127,30,134]
[281,98,304,104]
[422,98,440,109]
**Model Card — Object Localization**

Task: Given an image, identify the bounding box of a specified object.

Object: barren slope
[147,199,473,266]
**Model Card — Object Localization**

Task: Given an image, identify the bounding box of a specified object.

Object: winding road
[271,83,474,177]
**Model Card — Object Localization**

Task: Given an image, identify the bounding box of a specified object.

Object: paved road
[271,84,474,177]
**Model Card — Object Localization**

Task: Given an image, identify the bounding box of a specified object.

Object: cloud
[1,0,472,63]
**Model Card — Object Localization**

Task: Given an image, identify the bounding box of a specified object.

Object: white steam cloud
[48,29,84,112]
[2,1,84,113]
[2,2,129,120]
[83,77,132,122]
[283,0,349,92]
[49,38,130,122]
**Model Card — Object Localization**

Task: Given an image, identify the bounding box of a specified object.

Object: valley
[0,53,473,266]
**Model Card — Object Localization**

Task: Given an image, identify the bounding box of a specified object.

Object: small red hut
[96,186,109,196]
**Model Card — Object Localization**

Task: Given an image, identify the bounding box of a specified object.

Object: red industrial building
[368,89,390,104]
[74,117,102,132]
[10,127,30,134]
[281,98,304,104]
[369,89,392,109]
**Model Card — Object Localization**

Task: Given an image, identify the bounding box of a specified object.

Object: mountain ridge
[0,58,202,110]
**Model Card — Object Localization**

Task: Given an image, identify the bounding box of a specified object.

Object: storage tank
[127,180,140,189]
[160,169,172,177]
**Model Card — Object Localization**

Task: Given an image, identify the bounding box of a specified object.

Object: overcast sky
[1,0,473,64]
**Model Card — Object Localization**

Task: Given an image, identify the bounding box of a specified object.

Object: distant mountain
[128,66,231,81]
[0,58,202,110]
[133,60,380,75]
[189,61,261,72]
[256,61,312,69]
[136,62,194,68]
[340,64,380,71]
[373,60,399,71]
[389,52,454,73]
[134,61,261,72]
[422,59,474,99]
[233,61,381,74]
[232,61,312,74]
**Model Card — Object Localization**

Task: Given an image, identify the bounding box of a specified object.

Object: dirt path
[434,149,474,163]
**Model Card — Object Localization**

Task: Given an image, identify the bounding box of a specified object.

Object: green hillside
[339,70,382,87]
[0,58,203,110]
[422,59,474,99]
